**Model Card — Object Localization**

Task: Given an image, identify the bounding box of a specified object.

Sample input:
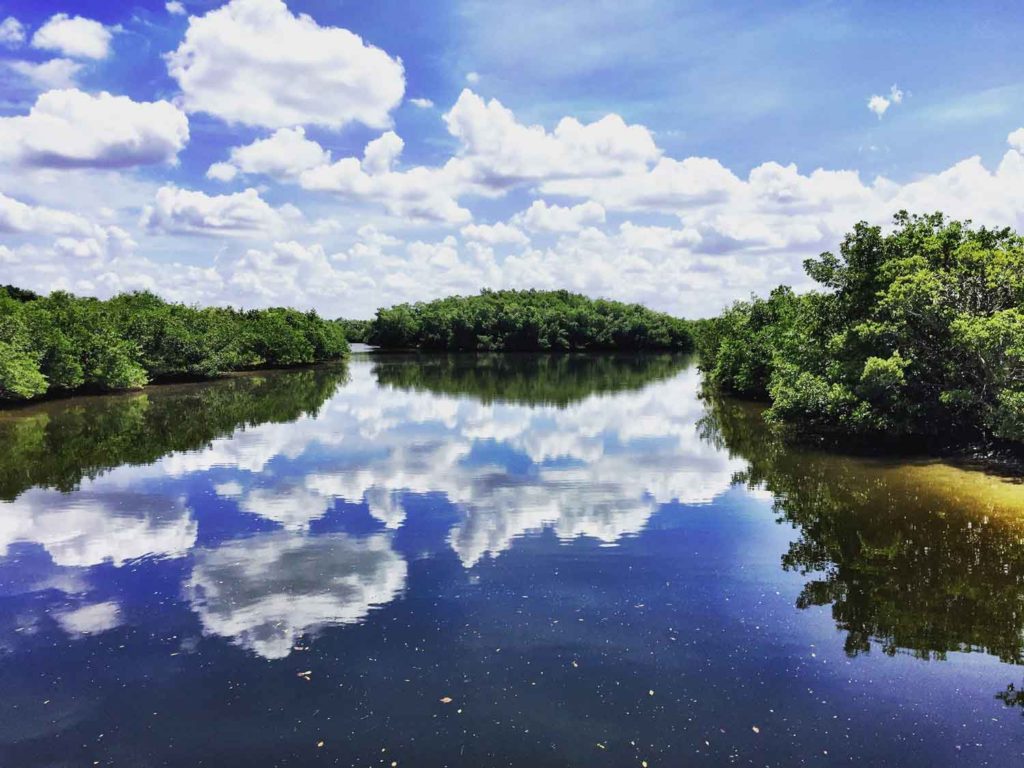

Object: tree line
[366,289,694,352]
[697,212,1024,447]
[0,286,348,402]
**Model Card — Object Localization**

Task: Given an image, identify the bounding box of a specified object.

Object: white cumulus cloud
[0,190,97,236]
[32,13,113,60]
[444,89,660,187]
[210,126,331,181]
[361,130,404,175]
[166,0,405,129]
[0,89,188,169]
[461,221,529,245]
[7,58,83,89]
[300,133,472,224]
[142,186,297,236]
[0,16,25,47]
[867,84,905,118]
[515,199,606,232]
[1008,128,1024,152]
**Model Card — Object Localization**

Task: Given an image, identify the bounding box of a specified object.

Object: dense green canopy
[335,318,372,343]
[0,286,348,402]
[368,289,694,352]
[698,212,1024,446]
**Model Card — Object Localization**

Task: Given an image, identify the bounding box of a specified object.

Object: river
[1,351,1022,766]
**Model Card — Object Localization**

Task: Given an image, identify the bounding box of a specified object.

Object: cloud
[166,1,187,15]
[1,486,197,568]
[54,601,121,637]
[0,191,97,236]
[541,155,742,210]
[3,84,1024,323]
[224,240,369,308]
[14,123,1024,321]
[166,0,405,129]
[277,362,742,568]
[186,531,407,659]
[237,484,335,529]
[288,90,658,222]
[1009,128,1024,152]
[0,16,25,47]
[409,97,434,109]
[31,13,113,60]
[143,185,299,236]
[0,191,137,264]
[466,71,480,84]
[867,84,904,119]
[206,162,238,182]
[0,89,188,169]
[461,221,529,245]
[300,133,472,223]
[6,58,83,89]
[361,130,404,175]
[444,89,660,187]
[515,199,606,232]
[210,126,330,181]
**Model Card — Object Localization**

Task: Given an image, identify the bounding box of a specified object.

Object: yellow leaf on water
[316,741,324,748]
[439,696,453,704]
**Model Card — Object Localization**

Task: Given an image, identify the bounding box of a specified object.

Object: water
[1,353,1023,766]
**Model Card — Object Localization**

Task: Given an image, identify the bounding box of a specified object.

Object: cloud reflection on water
[0,355,738,656]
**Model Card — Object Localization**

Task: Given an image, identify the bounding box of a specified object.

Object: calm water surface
[1,352,1023,766]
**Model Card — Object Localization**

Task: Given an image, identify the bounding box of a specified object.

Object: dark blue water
[1,353,1022,766]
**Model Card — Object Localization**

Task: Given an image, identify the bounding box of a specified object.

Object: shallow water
[1,353,1023,766]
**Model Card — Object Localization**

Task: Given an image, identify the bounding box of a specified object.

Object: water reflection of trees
[0,365,349,501]
[372,352,691,407]
[699,395,1024,665]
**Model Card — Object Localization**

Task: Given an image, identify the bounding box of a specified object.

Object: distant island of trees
[364,289,694,352]
[697,212,1024,447]
[0,287,348,402]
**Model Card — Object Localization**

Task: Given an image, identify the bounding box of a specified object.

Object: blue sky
[1,0,1022,318]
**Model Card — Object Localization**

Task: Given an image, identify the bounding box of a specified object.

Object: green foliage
[0,287,349,402]
[699,212,1024,445]
[368,289,693,352]
[696,286,798,399]
[0,284,41,302]
[335,318,372,343]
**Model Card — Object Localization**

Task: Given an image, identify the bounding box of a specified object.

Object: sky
[0,0,1022,319]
